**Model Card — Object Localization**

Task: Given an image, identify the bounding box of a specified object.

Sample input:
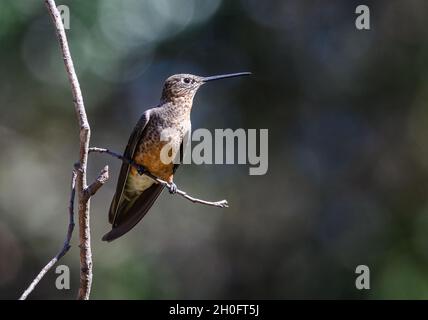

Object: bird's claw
[137,165,146,175]
[168,182,178,194]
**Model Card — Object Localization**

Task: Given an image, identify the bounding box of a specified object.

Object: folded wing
[103,110,165,242]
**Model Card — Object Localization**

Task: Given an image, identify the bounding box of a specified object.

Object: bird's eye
[183,78,191,84]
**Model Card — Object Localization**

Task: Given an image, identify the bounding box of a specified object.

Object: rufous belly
[133,141,176,182]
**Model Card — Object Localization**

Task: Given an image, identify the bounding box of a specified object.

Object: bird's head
[161,72,251,103]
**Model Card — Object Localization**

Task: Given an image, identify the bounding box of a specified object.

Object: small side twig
[19,168,78,300]
[85,165,109,199]
[89,147,229,208]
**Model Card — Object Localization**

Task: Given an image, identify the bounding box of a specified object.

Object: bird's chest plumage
[133,110,190,181]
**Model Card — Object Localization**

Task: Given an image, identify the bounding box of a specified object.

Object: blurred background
[1,0,428,299]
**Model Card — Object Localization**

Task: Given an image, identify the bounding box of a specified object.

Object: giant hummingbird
[103,72,251,242]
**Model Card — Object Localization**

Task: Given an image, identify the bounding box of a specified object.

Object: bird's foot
[168,182,178,194]
[137,165,147,175]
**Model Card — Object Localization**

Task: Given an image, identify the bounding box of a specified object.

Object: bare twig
[85,166,109,199]
[43,0,109,300]
[19,168,77,300]
[89,147,229,208]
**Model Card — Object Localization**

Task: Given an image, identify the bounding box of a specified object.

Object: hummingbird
[102,72,251,242]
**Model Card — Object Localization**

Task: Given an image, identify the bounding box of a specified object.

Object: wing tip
[102,183,165,243]
[101,231,114,242]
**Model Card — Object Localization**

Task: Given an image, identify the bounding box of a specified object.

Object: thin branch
[19,168,77,300]
[89,147,229,208]
[44,0,107,300]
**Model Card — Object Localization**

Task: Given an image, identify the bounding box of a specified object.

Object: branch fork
[20,0,109,300]
[20,145,228,299]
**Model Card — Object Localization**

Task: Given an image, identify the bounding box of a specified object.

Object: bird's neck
[160,96,194,118]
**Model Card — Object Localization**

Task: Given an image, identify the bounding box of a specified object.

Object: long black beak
[202,72,252,82]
